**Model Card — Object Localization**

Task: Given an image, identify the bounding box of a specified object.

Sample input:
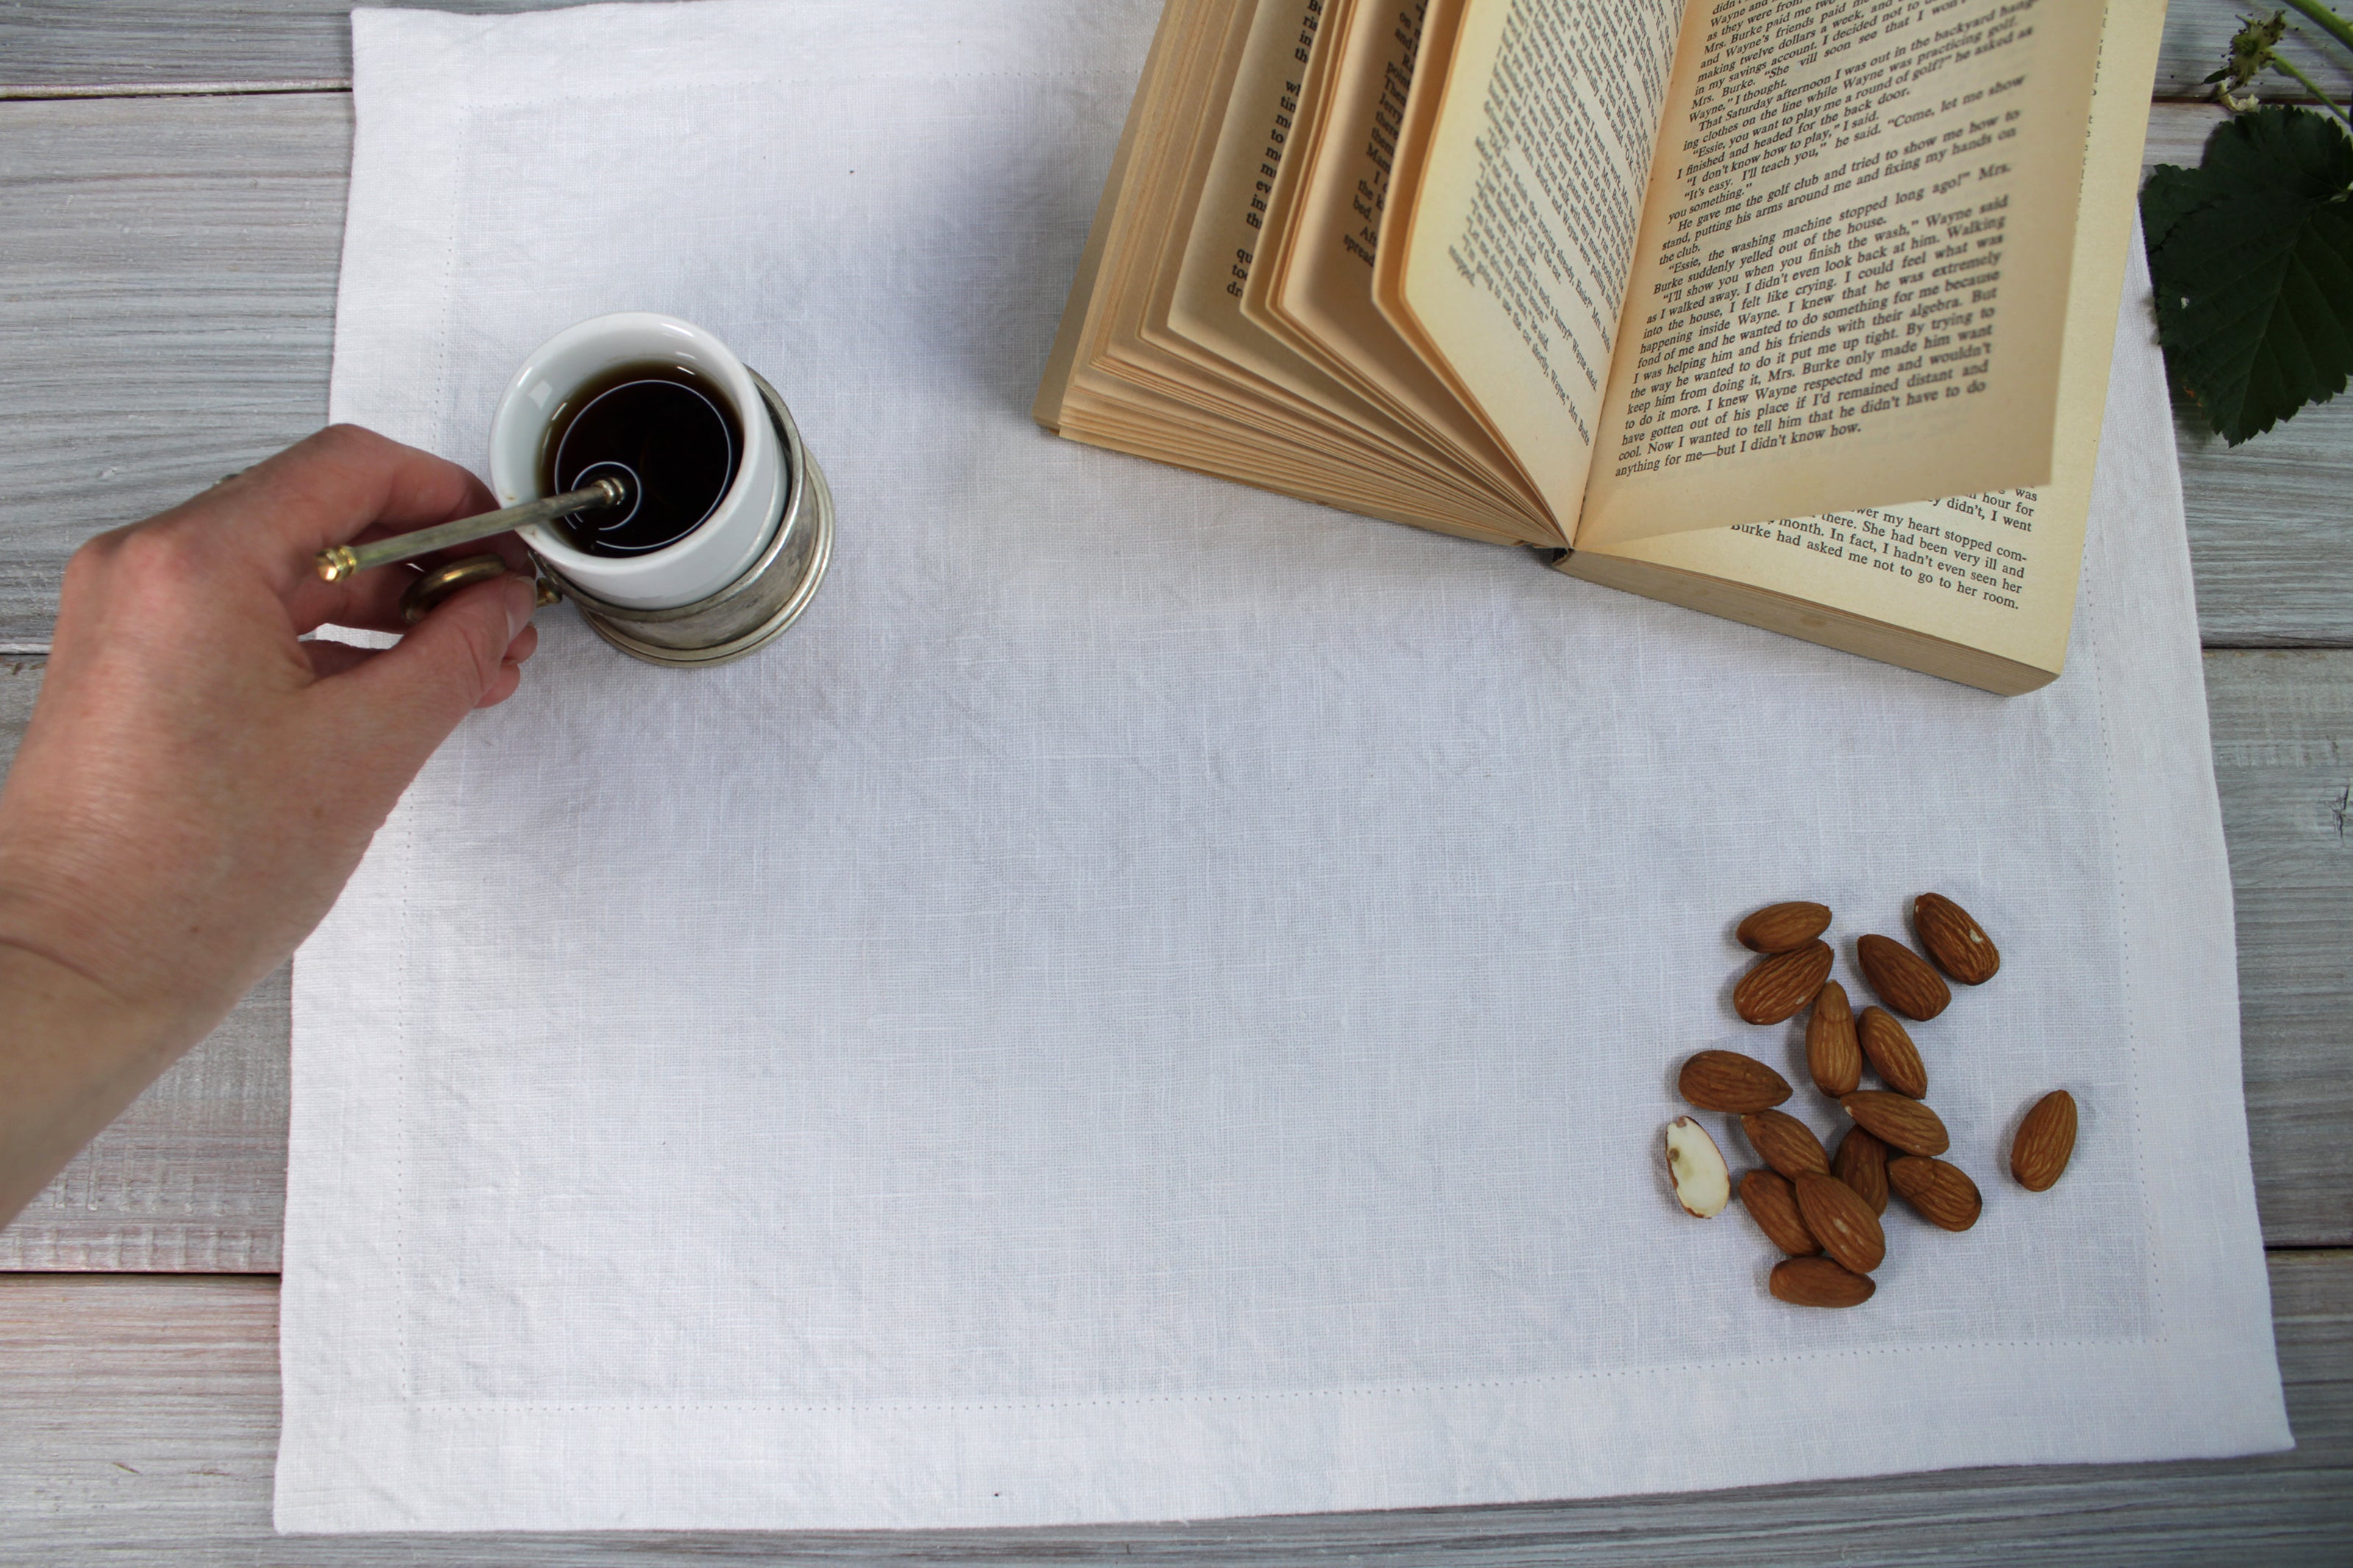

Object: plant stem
[2271,48,2353,126]
[2280,0,2353,60]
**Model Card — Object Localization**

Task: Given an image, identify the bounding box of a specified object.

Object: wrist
[0,939,210,1231]
[0,804,264,1026]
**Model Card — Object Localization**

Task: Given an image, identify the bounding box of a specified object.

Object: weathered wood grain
[4,649,2351,1261]
[1,96,2348,648]
[0,93,346,648]
[2208,651,2353,1248]
[1,1255,2343,1564]
[0,0,2342,101]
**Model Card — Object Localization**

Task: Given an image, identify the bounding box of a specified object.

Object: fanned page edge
[1034,1,1192,429]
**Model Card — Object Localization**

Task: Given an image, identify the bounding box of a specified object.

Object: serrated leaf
[2143,106,2353,444]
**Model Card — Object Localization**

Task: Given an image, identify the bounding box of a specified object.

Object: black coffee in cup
[538,361,742,556]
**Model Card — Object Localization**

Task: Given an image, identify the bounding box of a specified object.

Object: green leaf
[2143,106,2353,444]
[2138,163,2208,252]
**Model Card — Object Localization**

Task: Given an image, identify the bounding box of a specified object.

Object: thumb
[335,573,537,765]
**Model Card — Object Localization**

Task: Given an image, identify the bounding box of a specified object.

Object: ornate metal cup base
[535,370,833,668]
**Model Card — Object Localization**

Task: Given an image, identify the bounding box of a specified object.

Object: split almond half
[1665,1116,1732,1217]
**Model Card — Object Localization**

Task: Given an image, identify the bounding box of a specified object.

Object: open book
[1036,0,2166,693]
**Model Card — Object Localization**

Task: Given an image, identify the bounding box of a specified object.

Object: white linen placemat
[279,0,2290,1532]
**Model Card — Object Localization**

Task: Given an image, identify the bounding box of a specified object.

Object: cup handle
[399,554,563,626]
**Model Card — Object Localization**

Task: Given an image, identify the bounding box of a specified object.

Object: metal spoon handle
[313,478,626,582]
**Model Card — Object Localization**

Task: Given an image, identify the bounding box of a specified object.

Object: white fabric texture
[279,0,2290,1533]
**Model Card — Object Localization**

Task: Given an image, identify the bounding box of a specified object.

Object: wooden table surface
[1,3,2349,1561]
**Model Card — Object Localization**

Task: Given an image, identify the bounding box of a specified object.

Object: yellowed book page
[1576,0,2109,548]
[1369,0,1471,380]
[1107,0,1417,459]
[1072,0,1522,524]
[1163,1,1365,418]
[1046,0,1537,536]
[1246,0,1550,522]
[1574,0,2164,674]
[1384,0,1688,529]
[1245,0,1352,307]
[1593,490,2068,665]
[1148,0,1540,533]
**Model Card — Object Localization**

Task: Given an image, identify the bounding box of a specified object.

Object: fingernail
[502,573,537,635]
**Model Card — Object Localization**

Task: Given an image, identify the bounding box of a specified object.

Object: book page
[1382,0,1689,529]
[1149,0,1538,533]
[1163,0,1377,423]
[1244,0,1550,521]
[1574,0,2109,548]
[1573,0,2164,676]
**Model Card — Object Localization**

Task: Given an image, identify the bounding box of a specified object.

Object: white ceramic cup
[488,312,785,611]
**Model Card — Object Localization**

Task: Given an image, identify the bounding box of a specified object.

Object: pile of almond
[1663,896,2079,1308]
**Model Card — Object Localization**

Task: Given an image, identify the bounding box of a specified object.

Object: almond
[1737,901,1832,953]
[1805,980,1862,1097]
[1857,1005,1928,1098]
[1741,1109,1831,1179]
[1856,934,1951,1021]
[1889,1156,1983,1231]
[1796,1172,1887,1273]
[2010,1089,2078,1192]
[1665,1116,1732,1217]
[1678,1050,1793,1113]
[1832,1125,1890,1215]
[1914,893,2000,985]
[1769,1255,1876,1308]
[1739,1169,1819,1255]
[1839,1091,1949,1156]
[1733,939,1835,1025]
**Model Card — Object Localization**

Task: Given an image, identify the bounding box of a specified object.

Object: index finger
[204,424,499,597]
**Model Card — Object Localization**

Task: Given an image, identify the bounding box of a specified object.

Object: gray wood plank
[0,93,347,649]
[1,0,2346,101]
[1,1253,2344,1564]
[4,648,2352,1261]
[2207,651,2353,1249]
[3,96,2350,649]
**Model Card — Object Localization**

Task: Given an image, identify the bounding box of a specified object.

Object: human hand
[0,426,539,1222]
